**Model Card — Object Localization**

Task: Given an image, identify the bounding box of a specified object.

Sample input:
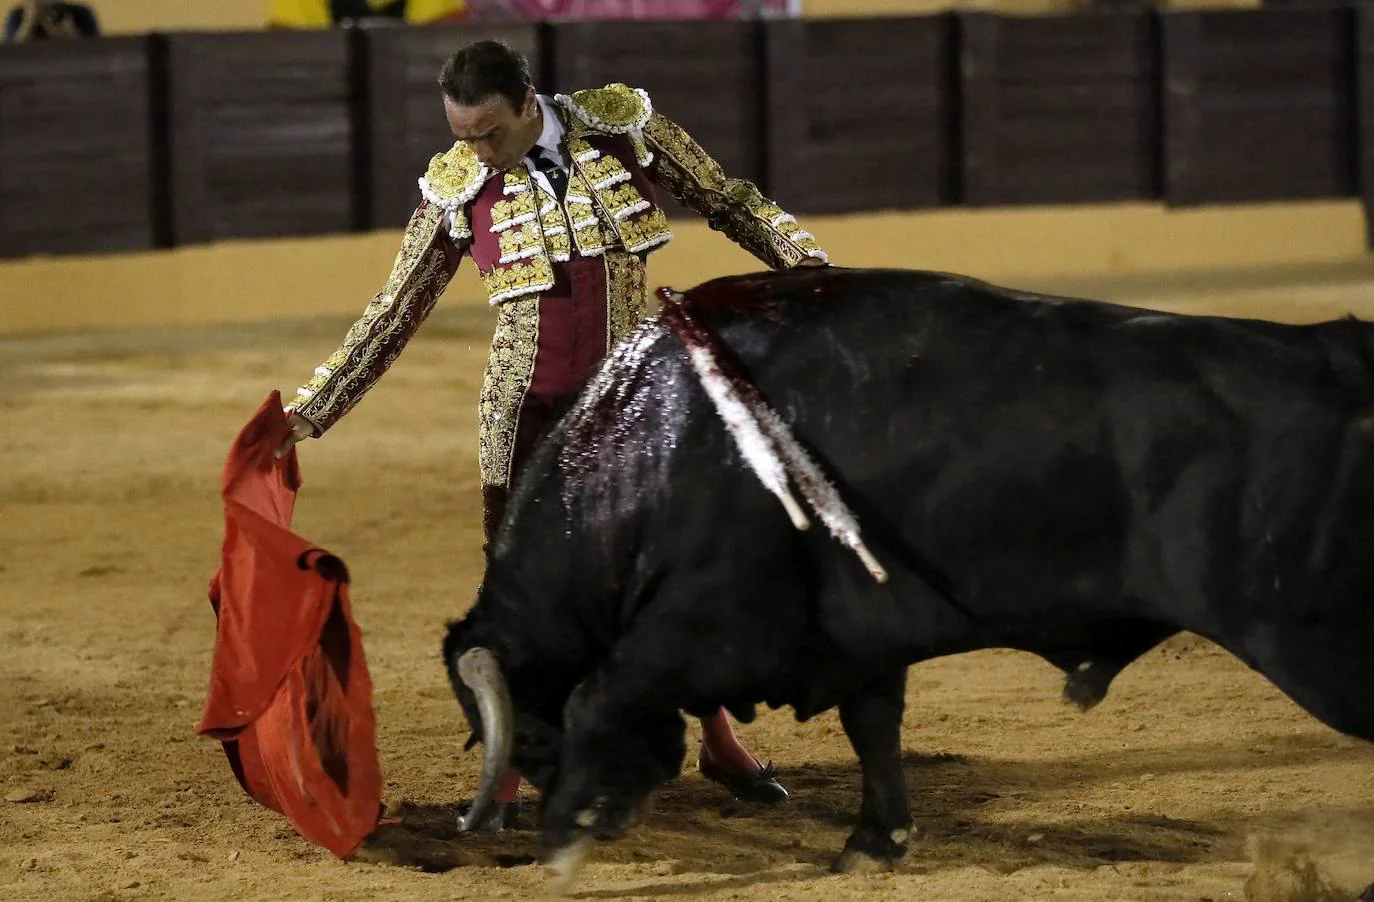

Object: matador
[277,39,828,824]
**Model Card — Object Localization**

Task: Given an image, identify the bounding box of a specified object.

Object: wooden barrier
[0,38,160,258]
[3,6,1374,257]
[163,30,357,243]
[764,15,956,213]
[959,11,1159,205]
[1162,6,1356,205]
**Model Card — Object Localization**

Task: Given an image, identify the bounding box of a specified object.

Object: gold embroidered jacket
[289,83,827,435]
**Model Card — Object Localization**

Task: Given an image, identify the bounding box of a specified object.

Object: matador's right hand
[274,413,316,460]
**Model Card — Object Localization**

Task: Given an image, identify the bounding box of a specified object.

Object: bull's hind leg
[1237,618,1374,742]
[833,668,913,873]
[1237,620,1374,898]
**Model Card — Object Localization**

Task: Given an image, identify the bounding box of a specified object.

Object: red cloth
[197,391,382,860]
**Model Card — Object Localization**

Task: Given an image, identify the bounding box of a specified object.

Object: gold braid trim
[563,139,614,256]
[605,251,648,349]
[482,168,558,304]
[556,84,652,135]
[478,296,540,488]
[290,201,451,433]
[564,134,669,254]
[642,113,828,269]
[419,141,490,240]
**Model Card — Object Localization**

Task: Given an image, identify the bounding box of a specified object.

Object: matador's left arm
[641,112,828,270]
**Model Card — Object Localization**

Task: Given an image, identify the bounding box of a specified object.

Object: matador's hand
[274,413,316,459]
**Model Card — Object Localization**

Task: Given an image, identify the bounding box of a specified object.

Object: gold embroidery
[630,133,653,168]
[293,201,450,432]
[481,256,555,304]
[600,182,652,221]
[420,142,491,239]
[565,135,597,160]
[541,201,571,261]
[605,252,648,350]
[447,208,471,242]
[643,112,827,269]
[497,223,545,262]
[489,185,540,233]
[580,154,631,190]
[545,228,572,262]
[617,207,672,254]
[568,207,608,255]
[480,168,561,302]
[478,297,540,488]
[564,137,665,254]
[557,84,652,134]
[564,161,611,255]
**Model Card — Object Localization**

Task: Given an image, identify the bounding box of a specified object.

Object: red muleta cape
[197,391,382,859]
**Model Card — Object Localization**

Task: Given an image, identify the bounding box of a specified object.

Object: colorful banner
[464,0,800,19]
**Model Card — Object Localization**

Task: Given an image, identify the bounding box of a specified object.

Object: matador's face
[444,89,541,172]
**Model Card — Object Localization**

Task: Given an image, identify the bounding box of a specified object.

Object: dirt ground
[5,262,1374,902]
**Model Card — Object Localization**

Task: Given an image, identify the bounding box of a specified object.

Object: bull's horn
[454,647,514,832]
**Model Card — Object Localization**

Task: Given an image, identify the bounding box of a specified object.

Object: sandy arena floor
[5,262,1374,902]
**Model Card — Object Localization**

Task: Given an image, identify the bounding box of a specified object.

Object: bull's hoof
[698,753,789,805]
[1062,661,1109,711]
[456,799,519,833]
[833,825,910,873]
[544,836,591,895]
[1358,882,1374,902]
[831,847,897,874]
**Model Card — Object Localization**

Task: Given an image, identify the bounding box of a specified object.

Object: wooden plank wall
[0,38,159,258]
[765,16,957,214]
[960,11,1158,205]
[163,31,356,244]
[1162,6,1355,205]
[3,7,1374,257]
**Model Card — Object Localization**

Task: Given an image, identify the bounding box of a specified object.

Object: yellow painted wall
[1,201,1365,335]
[96,1,267,34]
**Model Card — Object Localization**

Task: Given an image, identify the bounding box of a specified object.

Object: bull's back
[682,268,1374,641]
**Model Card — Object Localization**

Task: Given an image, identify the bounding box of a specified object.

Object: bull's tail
[658,288,887,584]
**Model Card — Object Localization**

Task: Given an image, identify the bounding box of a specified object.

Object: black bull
[443,267,1374,892]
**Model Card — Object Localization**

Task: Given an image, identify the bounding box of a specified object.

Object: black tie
[527,148,568,201]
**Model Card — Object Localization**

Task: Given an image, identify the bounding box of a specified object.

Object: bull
[442,266,1374,896]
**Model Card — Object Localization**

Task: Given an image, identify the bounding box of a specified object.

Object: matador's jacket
[287,84,828,493]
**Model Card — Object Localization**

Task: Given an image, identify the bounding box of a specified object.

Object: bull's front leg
[834,667,913,873]
[539,668,686,892]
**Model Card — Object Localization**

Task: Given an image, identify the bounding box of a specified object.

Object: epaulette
[557,84,653,135]
[418,141,490,238]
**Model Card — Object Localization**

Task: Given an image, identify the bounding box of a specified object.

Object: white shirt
[524,93,568,196]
